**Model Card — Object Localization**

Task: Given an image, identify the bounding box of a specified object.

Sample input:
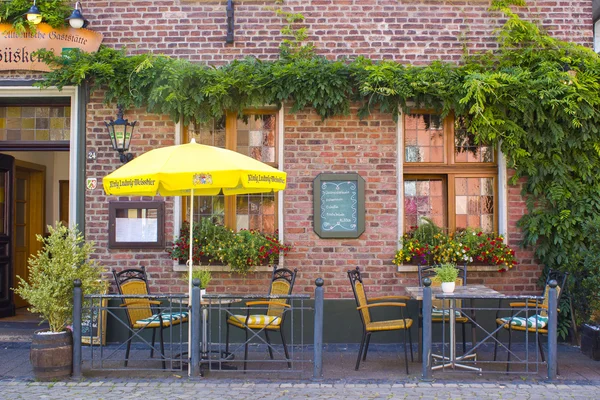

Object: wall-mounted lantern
[105,105,137,163]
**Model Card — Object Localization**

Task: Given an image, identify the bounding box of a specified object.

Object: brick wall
[1,0,592,298]
[85,0,592,64]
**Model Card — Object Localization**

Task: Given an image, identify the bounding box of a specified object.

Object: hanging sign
[0,23,103,72]
[313,173,365,239]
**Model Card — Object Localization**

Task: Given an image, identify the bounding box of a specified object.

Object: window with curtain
[403,113,497,233]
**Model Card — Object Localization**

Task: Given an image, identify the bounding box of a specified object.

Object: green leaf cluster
[34,0,600,322]
[13,222,105,333]
[433,263,460,283]
[0,0,71,33]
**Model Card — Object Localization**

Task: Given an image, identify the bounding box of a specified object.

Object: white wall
[4,151,70,228]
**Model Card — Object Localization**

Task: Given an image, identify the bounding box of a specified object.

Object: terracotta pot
[30,329,73,380]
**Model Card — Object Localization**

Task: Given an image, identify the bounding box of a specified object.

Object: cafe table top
[405,285,543,301]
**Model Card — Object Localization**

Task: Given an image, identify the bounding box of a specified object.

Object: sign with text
[0,23,103,72]
[313,173,365,238]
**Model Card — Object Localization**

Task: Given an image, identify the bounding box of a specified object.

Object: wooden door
[0,154,14,318]
[13,165,44,309]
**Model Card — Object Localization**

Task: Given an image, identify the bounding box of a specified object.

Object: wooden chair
[347,266,413,373]
[417,264,477,360]
[113,266,188,369]
[494,269,568,371]
[225,266,297,371]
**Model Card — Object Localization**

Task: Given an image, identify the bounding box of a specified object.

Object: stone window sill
[396,264,500,273]
[172,261,274,273]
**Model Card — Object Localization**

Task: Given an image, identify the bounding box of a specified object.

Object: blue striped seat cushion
[500,315,548,329]
[135,312,189,327]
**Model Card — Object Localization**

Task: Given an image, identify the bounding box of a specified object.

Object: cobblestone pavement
[1,379,599,399]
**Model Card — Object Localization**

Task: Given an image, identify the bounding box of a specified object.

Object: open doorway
[0,98,72,319]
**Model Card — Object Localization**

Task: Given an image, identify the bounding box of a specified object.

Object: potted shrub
[13,222,104,380]
[183,269,212,296]
[433,263,459,293]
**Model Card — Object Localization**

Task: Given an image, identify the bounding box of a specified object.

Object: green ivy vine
[33,0,600,323]
[0,0,71,32]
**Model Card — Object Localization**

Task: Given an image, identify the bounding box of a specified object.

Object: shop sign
[0,23,103,72]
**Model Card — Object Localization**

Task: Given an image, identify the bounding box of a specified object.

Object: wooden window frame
[403,112,498,233]
[108,201,165,249]
[182,110,280,232]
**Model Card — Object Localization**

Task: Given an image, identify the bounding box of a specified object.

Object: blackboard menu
[313,173,365,238]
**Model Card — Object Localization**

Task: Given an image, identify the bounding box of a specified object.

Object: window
[402,112,497,233]
[183,111,279,234]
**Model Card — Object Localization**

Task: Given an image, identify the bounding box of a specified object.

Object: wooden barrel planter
[30,330,73,380]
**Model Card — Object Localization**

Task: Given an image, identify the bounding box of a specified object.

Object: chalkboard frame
[313,173,365,238]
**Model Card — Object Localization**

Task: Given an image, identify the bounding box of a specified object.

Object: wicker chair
[113,266,188,369]
[493,269,568,371]
[417,264,477,361]
[347,266,413,373]
[225,266,297,371]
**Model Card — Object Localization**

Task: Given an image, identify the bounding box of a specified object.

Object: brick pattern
[85,0,592,64]
[44,0,595,296]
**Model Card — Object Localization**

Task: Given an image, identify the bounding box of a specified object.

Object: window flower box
[393,219,517,272]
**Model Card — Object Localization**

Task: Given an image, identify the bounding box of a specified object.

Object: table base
[432,353,481,371]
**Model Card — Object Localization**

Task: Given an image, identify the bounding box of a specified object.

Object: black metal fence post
[421,278,433,381]
[547,279,558,381]
[191,278,201,377]
[313,278,324,380]
[72,279,82,379]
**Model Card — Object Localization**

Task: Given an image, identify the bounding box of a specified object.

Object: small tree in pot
[13,222,104,380]
[433,263,459,293]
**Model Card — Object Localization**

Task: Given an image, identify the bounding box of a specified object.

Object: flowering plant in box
[168,218,291,274]
[393,219,517,271]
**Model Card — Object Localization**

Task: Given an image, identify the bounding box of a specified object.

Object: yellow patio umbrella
[103,138,287,373]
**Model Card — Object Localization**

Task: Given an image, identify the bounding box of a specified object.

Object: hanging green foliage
[0,0,71,33]
[34,1,600,324]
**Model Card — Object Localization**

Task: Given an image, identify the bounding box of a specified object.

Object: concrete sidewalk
[1,379,600,399]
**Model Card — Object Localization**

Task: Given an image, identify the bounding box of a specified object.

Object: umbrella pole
[188,188,194,376]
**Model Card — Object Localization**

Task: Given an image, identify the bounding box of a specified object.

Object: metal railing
[73,280,188,373]
[72,278,326,378]
[420,279,559,380]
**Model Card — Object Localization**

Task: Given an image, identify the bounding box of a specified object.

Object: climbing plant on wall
[33,0,600,324]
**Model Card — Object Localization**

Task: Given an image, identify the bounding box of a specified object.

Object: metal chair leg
[408,327,414,362]
[355,331,367,370]
[507,327,512,372]
[280,329,291,369]
[493,329,500,361]
[124,330,133,367]
[417,319,423,362]
[362,333,372,361]
[225,322,231,355]
[538,334,546,362]
[264,330,274,360]
[150,329,156,358]
[403,329,409,375]
[160,327,166,370]
[243,329,249,372]
[462,323,467,355]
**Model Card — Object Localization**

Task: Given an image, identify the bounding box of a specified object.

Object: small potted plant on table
[433,263,459,293]
[13,222,104,380]
[183,269,212,296]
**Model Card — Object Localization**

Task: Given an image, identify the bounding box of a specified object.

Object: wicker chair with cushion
[417,264,477,361]
[493,269,568,371]
[225,266,298,371]
[347,266,414,373]
[113,266,188,369]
